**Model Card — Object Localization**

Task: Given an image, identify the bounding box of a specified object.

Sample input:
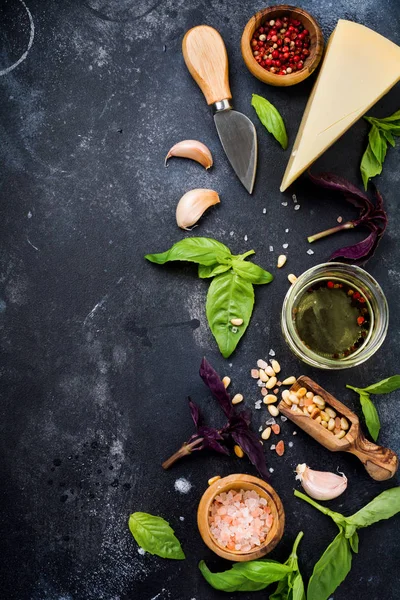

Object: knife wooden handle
[182,25,232,105]
[348,433,399,481]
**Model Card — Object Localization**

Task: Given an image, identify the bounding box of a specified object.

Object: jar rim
[281,262,389,370]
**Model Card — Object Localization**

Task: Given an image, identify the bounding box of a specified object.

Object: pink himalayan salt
[208,488,273,552]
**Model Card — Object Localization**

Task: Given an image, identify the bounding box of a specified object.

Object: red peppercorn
[277,39,283,46]
[275,60,281,67]
[302,49,310,56]
[357,316,365,326]
[282,52,290,60]
[297,61,303,69]
[293,55,300,62]
[259,27,264,33]
[303,29,309,36]
[353,292,361,299]
[272,50,279,58]
[275,19,282,28]
[327,281,335,289]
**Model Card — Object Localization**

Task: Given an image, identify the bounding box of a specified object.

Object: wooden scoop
[278,376,398,481]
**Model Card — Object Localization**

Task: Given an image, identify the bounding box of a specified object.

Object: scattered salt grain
[263,208,267,214]
[27,211,32,219]
[280,415,287,422]
[269,245,274,252]
[174,478,192,494]
[281,202,288,206]
[259,425,263,432]
[307,249,314,255]
[282,243,289,249]
[292,194,297,203]
[288,441,294,448]
[294,204,301,211]
[255,400,262,410]
[269,349,276,357]
[285,228,289,233]
[337,216,343,223]
[269,467,274,473]
[138,547,146,555]
[293,431,297,435]
[270,444,276,450]
[244,234,248,241]
[179,516,185,521]
[266,417,276,426]
[230,231,234,236]
[209,488,274,551]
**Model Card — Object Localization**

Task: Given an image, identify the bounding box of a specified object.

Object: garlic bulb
[295,463,347,501]
[176,189,220,230]
[165,140,213,169]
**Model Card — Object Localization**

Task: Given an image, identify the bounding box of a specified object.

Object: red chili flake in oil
[357,316,365,326]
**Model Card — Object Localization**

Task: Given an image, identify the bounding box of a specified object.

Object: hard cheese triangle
[280,20,400,192]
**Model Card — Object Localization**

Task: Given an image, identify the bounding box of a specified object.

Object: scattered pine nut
[257,359,269,370]
[288,274,297,284]
[232,393,243,405]
[268,404,279,417]
[222,376,231,388]
[271,359,281,373]
[265,365,276,377]
[208,475,221,486]
[251,369,260,379]
[261,426,272,440]
[234,444,244,457]
[277,255,287,268]
[259,369,269,382]
[282,376,296,385]
[263,394,277,405]
[230,318,244,326]
[276,440,285,456]
[271,424,280,434]
[266,376,277,389]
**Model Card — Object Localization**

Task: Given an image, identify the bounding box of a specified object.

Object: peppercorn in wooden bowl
[197,473,285,561]
[241,5,324,86]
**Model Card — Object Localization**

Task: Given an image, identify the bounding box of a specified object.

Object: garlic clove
[176,188,220,230]
[295,463,348,501]
[165,140,213,169]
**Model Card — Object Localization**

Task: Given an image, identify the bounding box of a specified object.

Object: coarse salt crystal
[230,231,234,236]
[263,208,267,214]
[174,477,192,494]
[282,243,288,249]
[266,417,276,426]
[257,359,269,369]
[269,245,274,252]
[285,228,289,233]
[288,441,294,448]
[179,516,185,521]
[337,216,343,223]
[292,194,297,203]
[281,202,288,207]
[270,444,276,450]
[269,349,275,357]
[293,431,297,435]
[307,249,314,255]
[269,467,274,473]
[244,234,248,241]
[280,415,287,422]
[138,547,146,555]
[294,204,300,210]
[255,400,262,410]
[259,425,263,432]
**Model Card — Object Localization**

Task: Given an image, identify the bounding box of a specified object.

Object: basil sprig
[145,237,273,358]
[251,94,288,150]
[128,512,185,560]
[360,109,400,189]
[346,375,400,441]
[295,487,400,600]
[199,532,305,596]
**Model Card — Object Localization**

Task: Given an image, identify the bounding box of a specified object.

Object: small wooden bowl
[197,473,285,561]
[241,5,324,86]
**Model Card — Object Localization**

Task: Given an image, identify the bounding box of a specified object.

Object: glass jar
[281,262,389,370]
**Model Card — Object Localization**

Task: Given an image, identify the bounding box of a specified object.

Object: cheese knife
[182,25,257,194]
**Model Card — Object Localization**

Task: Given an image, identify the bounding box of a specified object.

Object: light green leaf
[198,263,232,278]
[199,559,290,592]
[347,385,380,441]
[360,143,382,190]
[145,237,232,266]
[349,531,359,553]
[307,531,352,600]
[368,125,387,164]
[365,109,400,124]
[346,487,400,529]
[206,270,254,358]
[251,93,288,149]
[128,512,185,559]
[362,375,400,394]
[291,572,306,600]
[231,258,273,285]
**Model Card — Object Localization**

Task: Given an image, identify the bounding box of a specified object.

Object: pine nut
[222,376,231,388]
[281,389,291,401]
[307,403,316,413]
[296,387,307,398]
[320,410,330,422]
[282,376,296,385]
[310,408,321,419]
[299,397,305,407]
[265,365,276,377]
[263,394,277,405]
[306,391,314,400]
[314,415,322,424]
[266,376,277,389]
[335,417,341,430]
[259,369,269,382]
[251,369,260,379]
[291,404,300,412]
[257,359,269,370]
[234,444,244,457]
[341,417,349,430]
[268,405,279,417]
[277,255,287,268]
[313,395,325,408]
[288,274,297,284]
[302,407,310,416]
[305,396,315,407]
[328,418,335,431]
[326,407,337,419]
[261,426,272,440]
[208,475,221,486]
[335,430,346,439]
[321,420,328,428]
[232,393,243,405]
[230,318,243,326]
[271,360,281,374]
[289,393,300,404]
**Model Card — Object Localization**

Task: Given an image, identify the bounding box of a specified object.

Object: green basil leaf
[206,270,254,358]
[361,375,400,394]
[232,258,273,285]
[251,93,288,150]
[366,109,400,124]
[128,512,185,560]
[359,392,380,441]
[307,531,352,600]
[198,263,232,279]
[360,143,382,190]
[145,237,232,266]
[349,531,359,553]
[199,559,290,592]
[291,572,306,600]
[382,129,396,147]
[269,578,288,600]
[346,487,400,529]
[236,249,256,261]
[368,125,387,164]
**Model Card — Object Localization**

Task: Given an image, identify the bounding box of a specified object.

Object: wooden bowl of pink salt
[197,474,285,561]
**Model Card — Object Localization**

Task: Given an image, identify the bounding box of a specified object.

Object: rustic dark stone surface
[0,0,399,599]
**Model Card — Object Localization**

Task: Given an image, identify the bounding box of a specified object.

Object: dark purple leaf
[329,229,378,264]
[231,427,269,481]
[197,426,230,455]
[189,398,201,427]
[199,357,234,419]
[309,171,373,212]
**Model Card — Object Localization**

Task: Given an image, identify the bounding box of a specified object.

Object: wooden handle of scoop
[182,25,232,105]
[349,433,399,481]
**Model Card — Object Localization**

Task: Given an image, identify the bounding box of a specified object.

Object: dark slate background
[0,0,399,599]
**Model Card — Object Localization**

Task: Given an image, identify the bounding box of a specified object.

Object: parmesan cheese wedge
[280,20,400,192]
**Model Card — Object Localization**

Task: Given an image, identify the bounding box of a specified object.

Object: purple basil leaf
[197,426,230,455]
[189,397,201,427]
[309,171,373,212]
[329,228,378,264]
[231,427,269,480]
[199,357,234,419]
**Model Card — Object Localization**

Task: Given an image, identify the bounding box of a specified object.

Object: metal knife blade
[214,109,257,194]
